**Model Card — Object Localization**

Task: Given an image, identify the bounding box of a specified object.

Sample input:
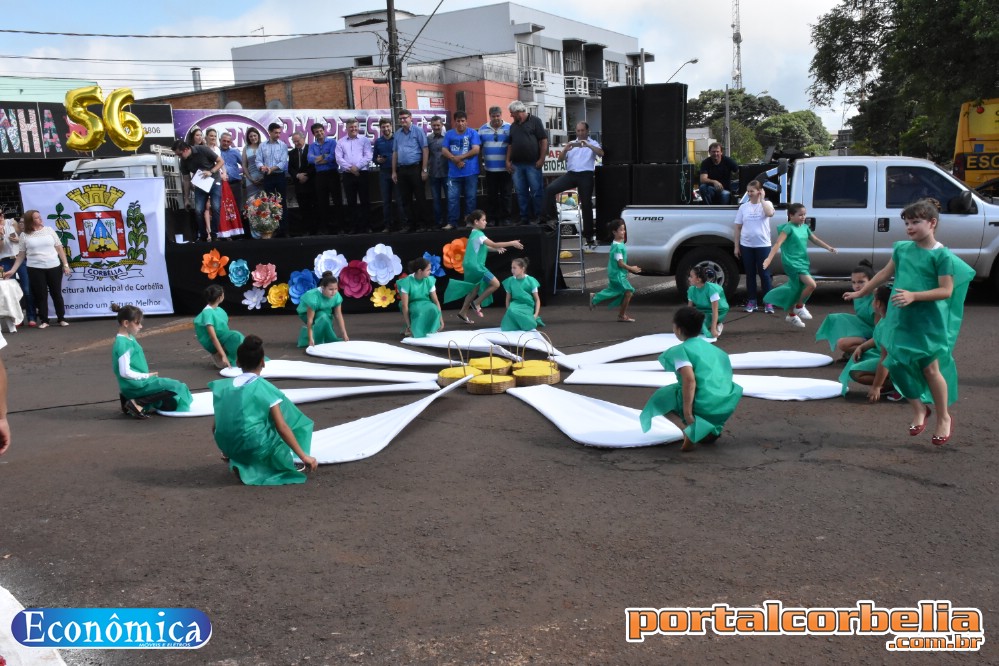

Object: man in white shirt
[543,121,603,246]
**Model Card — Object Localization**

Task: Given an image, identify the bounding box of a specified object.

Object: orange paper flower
[266,282,290,308]
[442,237,467,274]
[200,248,230,279]
[370,285,396,308]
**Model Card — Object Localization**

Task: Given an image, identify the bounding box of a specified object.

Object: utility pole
[386,0,402,126]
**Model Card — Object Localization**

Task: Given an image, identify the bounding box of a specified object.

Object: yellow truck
[953,98,999,189]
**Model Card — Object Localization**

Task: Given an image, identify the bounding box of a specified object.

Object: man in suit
[289,131,317,235]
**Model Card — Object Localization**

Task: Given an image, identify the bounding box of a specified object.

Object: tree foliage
[809,0,999,160]
[708,118,764,163]
[688,89,787,129]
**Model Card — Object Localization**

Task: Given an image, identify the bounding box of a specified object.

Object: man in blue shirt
[308,122,343,235]
[479,106,513,226]
[373,118,404,233]
[335,118,373,234]
[219,132,246,234]
[392,109,429,232]
[442,111,481,228]
[256,122,290,235]
[426,115,449,228]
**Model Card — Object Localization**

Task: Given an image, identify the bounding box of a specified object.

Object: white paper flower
[314,249,348,279]
[363,243,403,285]
[242,287,266,310]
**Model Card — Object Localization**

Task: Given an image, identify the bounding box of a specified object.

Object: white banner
[18,178,174,317]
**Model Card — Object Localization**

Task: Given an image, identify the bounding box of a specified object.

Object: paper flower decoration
[228,259,250,287]
[339,260,372,298]
[242,287,266,310]
[201,248,230,279]
[370,285,396,308]
[252,263,277,288]
[314,250,348,279]
[288,269,318,305]
[363,243,403,285]
[423,251,446,277]
[266,283,290,308]
[442,238,467,274]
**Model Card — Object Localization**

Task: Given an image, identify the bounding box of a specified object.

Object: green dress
[397,274,441,338]
[443,228,495,307]
[193,305,245,364]
[500,274,545,331]
[815,295,875,352]
[639,336,743,443]
[210,374,314,486]
[297,287,343,347]
[879,241,974,405]
[592,241,634,308]
[763,223,812,311]
[687,282,729,337]
[838,319,885,396]
[112,334,193,412]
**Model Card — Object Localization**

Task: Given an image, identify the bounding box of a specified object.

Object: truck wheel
[675,248,740,302]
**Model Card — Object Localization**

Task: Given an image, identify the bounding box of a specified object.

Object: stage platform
[165,224,558,316]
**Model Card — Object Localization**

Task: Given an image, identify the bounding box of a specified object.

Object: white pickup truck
[621,156,999,299]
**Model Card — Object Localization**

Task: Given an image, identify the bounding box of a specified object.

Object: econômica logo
[11,608,211,649]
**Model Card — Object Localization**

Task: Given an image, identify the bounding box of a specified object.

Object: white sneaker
[785,314,806,328]
[717,323,724,335]
[794,305,813,320]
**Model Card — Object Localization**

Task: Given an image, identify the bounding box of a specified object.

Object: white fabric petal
[218,359,435,383]
[554,334,683,370]
[581,350,834,371]
[307,340,456,366]
[564,369,841,400]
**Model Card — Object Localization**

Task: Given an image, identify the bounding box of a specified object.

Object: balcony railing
[519,67,548,90]
[564,76,605,98]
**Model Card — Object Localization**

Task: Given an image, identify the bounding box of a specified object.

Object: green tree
[756,114,812,152]
[688,89,787,129]
[810,0,999,160]
[709,118,764,163]
[789,110,831,148]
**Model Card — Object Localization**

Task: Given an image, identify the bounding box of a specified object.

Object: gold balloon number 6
[65,85,145,152]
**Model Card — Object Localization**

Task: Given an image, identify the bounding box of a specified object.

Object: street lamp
[666,58,698,83]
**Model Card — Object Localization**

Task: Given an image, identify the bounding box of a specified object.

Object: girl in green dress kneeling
[398,257,444,338]
[297,271,349,347]
[501,257,544,331]
[686,264,728,338]
[210,335,318,485]
[639,307,743,451]
[112,304,193,418]
[193,284,245,369]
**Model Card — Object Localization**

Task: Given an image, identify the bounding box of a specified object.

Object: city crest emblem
[74,210,127,259]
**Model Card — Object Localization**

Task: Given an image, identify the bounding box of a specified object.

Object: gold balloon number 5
[65,85,145,152]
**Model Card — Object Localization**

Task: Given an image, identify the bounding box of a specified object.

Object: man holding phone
[542,121,603,247]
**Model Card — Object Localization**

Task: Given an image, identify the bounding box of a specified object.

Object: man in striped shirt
[479,106,513,226]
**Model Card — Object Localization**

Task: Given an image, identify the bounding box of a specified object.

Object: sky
[0,0,851,131]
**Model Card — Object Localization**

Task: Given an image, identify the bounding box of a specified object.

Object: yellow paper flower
[370,285,396,308]
[200,248,230,279]
[266,282,290,308]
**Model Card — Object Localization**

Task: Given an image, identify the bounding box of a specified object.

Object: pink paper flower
[251,262,277,288]
[339,259,372,298]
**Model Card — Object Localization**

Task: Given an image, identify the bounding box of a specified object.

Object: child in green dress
[589,219,641,322]
[297,272,349,348]
[815,260,876,360]
[210,335,318,485]
[839,285,903,401]
[193,284,245,369]
[686,264,728,338]
[762,203,837,328]
[639,307,743,451]
[844,199,975,445]
[501,257,544,331]
[112,304,193,418]
[443,210,524,324]
[398,257,444,338]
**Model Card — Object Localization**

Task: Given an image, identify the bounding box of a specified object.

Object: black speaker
[631,164,697,205]
[638,83,687,164]
[738,163,780,204]
[595,165,631,239]
[600,86,639,165]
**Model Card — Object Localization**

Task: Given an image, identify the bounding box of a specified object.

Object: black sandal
[455,312,473,324]
[124,399,150,420]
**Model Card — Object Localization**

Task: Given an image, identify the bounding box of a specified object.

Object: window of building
[543,48,562,74]
[626,65,641,86]
[604,61,620,82]
[354,56,373,67]
[545,106,564,132]
[455,91,466,114]
[517,43,534,69]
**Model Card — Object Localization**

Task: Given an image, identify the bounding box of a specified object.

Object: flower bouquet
[245,192,282,238]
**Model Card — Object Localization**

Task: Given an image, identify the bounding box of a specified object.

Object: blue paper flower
[228,258,250,287]
[288,269,318,305]
[423,251,446,277]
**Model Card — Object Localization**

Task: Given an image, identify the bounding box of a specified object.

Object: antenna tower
[731,0,743,89]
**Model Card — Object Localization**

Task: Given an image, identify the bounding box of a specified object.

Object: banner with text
[19,178,174,317]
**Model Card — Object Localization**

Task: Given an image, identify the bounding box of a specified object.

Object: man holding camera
[542,121,602,247]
